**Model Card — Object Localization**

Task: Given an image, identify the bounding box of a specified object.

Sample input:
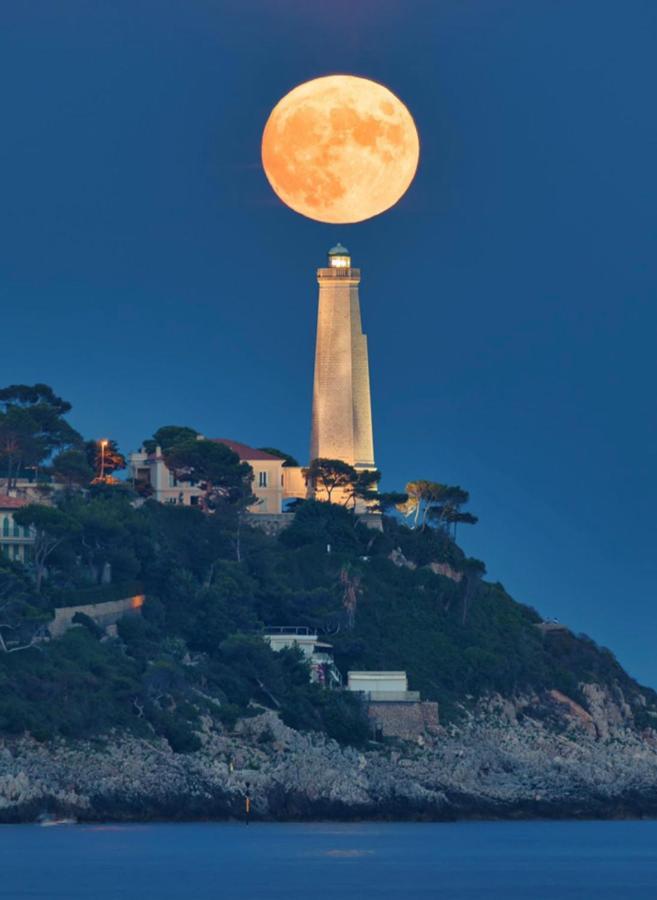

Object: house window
[258,471,268,488]
[2,517,8,537]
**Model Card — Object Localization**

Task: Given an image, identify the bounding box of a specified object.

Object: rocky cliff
[3,683,657,823]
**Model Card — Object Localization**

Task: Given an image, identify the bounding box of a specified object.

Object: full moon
[261,75,419,224]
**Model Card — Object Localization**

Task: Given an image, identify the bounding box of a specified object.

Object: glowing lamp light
[328,242,351,269]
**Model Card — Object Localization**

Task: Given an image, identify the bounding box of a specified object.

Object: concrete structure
[265,626,342,687]
[347,670,439,742]
[310,244,376,476]
[367,700,440,742]
[347,671,420,702]
[48,592,145,638]
[245,512,296,536]
[0,496,35,563]
[281,465,308,505]
[0,474,54,504]
[129,439,306,515]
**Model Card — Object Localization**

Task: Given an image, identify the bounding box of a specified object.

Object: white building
[0,496,35,563]
[347,671,420,702]
[265,626,342,687]
[129,438,306,515]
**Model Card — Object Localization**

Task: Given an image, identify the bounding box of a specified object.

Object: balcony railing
[317,267,360,279]
[266,625,313,636]
[354,690,421,703]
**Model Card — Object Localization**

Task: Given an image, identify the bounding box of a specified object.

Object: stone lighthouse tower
[310,244,376,472]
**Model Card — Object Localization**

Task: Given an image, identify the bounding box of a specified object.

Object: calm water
[2,820,657,898]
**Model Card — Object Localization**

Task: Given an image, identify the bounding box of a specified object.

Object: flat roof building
[265,626,342,688]
[347,671,420,702]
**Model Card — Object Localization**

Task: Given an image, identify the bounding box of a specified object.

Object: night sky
[2,3,656,684]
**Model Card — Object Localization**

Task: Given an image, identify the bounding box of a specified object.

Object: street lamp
[99,439,109,481]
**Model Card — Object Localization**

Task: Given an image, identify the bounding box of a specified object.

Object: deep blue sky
[2,2,656,684]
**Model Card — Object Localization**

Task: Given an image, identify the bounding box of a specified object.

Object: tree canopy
[163,437,254,509]
[0,384,82,491]
[303,458,357,503]
[398,481,478,534]
[51,449,94,490]
[85,439,126,482]
[259,447,300,467]
[2,381,648,758]
[144,425,199,455]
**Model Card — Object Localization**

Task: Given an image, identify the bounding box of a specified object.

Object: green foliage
[0,561,52,652]
[304,690,371,745]
[13,504,81,591]
[50,449,94,489]
[164,438,254,512]
[71,611,104,638]
[0,629,142,740]
[366,490,408,514]
[84,439,126,480]
[59,581,144,607]
[304,458,358,503]
[149,710,201,753]
[0,384,82,489]
[13,503,73,536]
[258,447,300,467]
[2,395,655,748]
[399,481,477,535]
[146,425,199,454]
[280,500,363,555]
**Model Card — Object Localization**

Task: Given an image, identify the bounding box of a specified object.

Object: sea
[1,820,657,899]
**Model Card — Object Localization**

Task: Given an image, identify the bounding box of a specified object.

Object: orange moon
[261,75,420,224]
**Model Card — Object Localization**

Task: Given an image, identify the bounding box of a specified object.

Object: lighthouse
[310,244,376,473]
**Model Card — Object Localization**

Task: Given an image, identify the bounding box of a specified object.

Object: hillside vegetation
[2,491,655,750]
[2,384,655,752]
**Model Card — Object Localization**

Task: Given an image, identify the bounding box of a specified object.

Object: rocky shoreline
[3,686,657,824]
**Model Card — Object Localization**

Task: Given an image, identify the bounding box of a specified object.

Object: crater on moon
[261,75,420,224]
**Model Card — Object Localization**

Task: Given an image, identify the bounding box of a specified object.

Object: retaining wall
[49,594,145,638]
[368,701,440,742]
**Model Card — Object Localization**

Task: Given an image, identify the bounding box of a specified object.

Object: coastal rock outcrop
[3,683,657,823]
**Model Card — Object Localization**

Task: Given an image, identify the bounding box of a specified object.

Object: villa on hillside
[128,439,306,515]
[0,496,35,563]
[265,626,342,687]
[0,470,53,504]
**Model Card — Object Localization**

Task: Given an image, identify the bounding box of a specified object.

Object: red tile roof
[0,496,30,509]
[210,439,282,462]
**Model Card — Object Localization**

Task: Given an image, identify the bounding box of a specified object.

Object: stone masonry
[310,248,375,471]
[368,701,440,742]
